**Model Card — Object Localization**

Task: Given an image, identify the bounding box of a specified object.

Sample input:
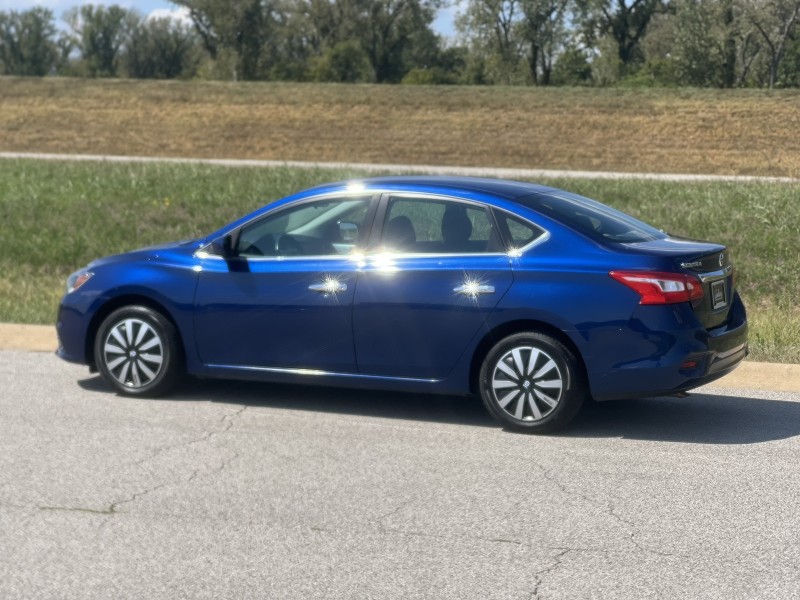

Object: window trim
[492,207,551,256]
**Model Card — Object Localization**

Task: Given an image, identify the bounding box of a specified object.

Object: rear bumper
[588,293,748,401]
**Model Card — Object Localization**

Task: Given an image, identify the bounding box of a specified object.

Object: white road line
[2,151,798,184]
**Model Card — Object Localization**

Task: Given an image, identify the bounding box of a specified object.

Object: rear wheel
[94,305,182,396]
[479,332,585,433]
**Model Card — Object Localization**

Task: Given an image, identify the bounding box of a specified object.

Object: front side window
[236,197,372,257]
[382,196,500,254]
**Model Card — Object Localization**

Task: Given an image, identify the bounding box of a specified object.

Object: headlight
[66,271,94,294]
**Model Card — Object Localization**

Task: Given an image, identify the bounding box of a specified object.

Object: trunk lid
[623,237,734,330]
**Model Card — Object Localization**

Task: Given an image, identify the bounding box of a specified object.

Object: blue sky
[0,1,459,38]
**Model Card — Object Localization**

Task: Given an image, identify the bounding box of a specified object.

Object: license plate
[711,279,727,310]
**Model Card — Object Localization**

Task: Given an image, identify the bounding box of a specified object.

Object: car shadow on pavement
[78,375,497,429]
[568,392,800,444]
[78,376,800,443]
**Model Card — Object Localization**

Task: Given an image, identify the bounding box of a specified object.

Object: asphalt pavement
[2,349,799,599]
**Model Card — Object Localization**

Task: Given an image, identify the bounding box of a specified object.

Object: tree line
[1,1,799,87]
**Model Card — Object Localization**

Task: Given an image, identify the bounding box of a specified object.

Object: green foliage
[3,0,800,87]
[125,17,202,79]
[64,5,138,77]
[551,45,592,85]
[173,0,278,81]
[0,7,60,76]
[778,34,800,86]
[670,0,732,87]
[311,40,374,83]
[402,66,454,84]
[576,0,665,76]
[458,0,570,85]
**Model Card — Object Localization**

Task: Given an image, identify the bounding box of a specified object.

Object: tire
[94,305,183,397]
[479,332,585,433]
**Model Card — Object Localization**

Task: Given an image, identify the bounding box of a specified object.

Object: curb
[2,323,799,394]
[2,151,800,184]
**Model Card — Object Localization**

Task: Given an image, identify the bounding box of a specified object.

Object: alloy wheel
[490,345,563,422]
[102,318,164,389]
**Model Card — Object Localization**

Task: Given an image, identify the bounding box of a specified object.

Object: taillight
[609,271,704,305]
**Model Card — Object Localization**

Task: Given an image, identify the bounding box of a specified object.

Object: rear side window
[518,191,666,243]
[496,212,546,251]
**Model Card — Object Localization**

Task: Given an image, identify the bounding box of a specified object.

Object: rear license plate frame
[711,279,728,310]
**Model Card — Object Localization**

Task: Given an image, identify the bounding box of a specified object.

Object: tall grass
[1,159,797,362]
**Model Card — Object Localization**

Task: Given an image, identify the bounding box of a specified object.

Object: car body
[57,176,748,431]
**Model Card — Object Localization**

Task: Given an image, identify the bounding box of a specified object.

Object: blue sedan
[57,176,748,432]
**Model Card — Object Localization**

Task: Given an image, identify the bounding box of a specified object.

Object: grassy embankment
[0,159,797,363]
[1,77,800,177]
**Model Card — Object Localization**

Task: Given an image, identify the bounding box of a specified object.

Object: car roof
[310,176,559,200]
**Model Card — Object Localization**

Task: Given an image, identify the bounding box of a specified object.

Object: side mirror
[338,221,359,243]
[210,235,233,258]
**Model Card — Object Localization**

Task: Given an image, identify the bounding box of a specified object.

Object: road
[2,349,799,599]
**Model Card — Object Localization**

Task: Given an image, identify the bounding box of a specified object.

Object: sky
[0,1,460,38]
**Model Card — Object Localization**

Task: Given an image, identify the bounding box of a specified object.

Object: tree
[64,4,139,77]
[311,39,374,81]
[744,0,800,86]
[520,0,570,84]
[125,17,202,79]
[350,0,443,83]
[577,0,664,74]
[174,0,279,80]
[0,7,59,76]
[458,0,526,84]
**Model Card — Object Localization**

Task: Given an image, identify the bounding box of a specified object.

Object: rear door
[352,194,513,380]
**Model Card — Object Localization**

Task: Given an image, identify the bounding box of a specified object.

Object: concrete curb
[2,323,798,393]
[2,151,800,184]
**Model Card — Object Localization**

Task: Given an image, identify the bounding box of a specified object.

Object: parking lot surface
[2,350,799,599]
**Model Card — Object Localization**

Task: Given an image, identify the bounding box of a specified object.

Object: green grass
[1,159,797,362]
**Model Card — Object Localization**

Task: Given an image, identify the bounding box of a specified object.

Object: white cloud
[146,6,191,25]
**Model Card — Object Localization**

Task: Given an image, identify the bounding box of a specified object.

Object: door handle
[453,284,495,295]
[309,281,348,293]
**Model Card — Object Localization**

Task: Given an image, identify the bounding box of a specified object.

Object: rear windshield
[517,191,666,243]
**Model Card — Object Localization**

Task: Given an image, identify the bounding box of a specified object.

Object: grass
[0,159,797,363]
[2,77,800,177]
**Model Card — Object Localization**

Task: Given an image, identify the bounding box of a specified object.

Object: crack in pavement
[35,405,248,518]
[530,548,571,600]
[534,464,687,560]
[370,497,417,526]
[131,405,248,468]
[369,499,525,547]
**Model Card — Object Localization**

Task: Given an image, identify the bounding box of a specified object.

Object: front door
[194,195,374,372]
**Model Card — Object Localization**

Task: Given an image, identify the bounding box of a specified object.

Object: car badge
[719,253,724,267]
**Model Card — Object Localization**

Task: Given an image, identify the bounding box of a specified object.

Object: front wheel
[479,332,585,433]
[94,305,183,397]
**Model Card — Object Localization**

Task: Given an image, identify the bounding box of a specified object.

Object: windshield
[517,191,666,243]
